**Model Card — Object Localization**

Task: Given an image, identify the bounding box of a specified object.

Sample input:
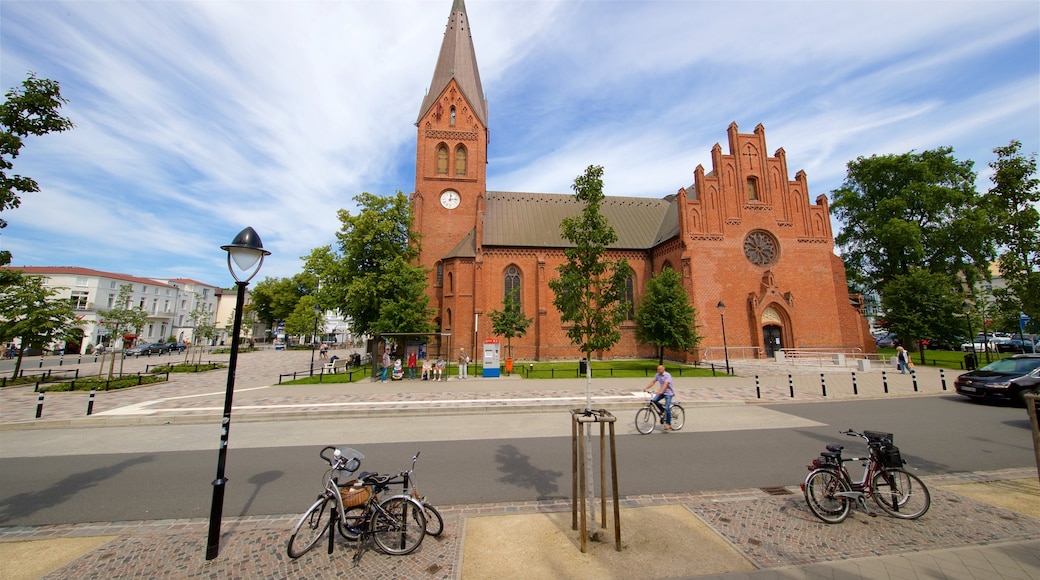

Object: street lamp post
[310,305,320,377]
[206,227,269,560]
[963,302,975,356]
[717,300,730,375]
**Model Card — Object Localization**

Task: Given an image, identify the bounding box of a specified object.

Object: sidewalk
[1,350,1038,579]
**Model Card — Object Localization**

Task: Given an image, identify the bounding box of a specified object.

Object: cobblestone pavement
[1,350,1038,579]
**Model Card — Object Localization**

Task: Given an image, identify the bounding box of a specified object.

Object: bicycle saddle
[826,444,843,453]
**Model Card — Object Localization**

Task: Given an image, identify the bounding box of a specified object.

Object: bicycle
[287,446,427,563]
[390,451,444,537]
[800,429,931,524]
[635,391,685,434]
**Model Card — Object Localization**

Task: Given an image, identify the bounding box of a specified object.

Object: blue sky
[2,0,1037,287]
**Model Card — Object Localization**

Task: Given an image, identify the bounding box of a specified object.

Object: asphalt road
[0,395,1033,527]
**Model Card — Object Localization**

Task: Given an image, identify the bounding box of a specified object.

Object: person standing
[457,348,469,379]
[896,346,909,374]
[644,365,675,431]
[407,350,418,379]
[381,349,391,382]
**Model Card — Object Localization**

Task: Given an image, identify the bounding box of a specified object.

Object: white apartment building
[9,267,232,354]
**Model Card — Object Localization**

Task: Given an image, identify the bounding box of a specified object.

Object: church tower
[413,0,488,353]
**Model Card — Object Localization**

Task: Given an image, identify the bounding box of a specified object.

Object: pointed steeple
[418,0,487,126]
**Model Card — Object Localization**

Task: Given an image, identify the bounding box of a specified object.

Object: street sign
[1020,312,1031,332]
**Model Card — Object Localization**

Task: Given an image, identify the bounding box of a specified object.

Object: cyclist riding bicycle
[644,365,675,430]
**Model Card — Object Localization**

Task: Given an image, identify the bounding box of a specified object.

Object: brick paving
[2,350,1038,579]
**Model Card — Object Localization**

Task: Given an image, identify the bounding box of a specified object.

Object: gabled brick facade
[412,1,874,362]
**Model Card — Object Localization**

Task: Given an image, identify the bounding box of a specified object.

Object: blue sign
[1020,312,1031,332]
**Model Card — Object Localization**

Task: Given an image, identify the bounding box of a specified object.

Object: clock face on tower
[440,189,461,209]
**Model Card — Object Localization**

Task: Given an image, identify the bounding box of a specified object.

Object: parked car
[875,334,899,348]
[1005,368,1040,407]
[996,339,1035,353]
[954,353,1040,406]
[125,342,169,356]
[167,341,187,352]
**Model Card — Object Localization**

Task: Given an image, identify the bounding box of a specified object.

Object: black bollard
[788,374,794,398]
[35,392,44,418]
[852,371,858,395]
[87,388,96,415]
[882,371,889,394]
[940,369,946,391]
[755,375,761,399]
[911,369,918,392]
[820,373,827,397]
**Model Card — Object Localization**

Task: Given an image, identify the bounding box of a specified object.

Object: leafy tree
[188,300,217,347]
[983,140,1040,320]
[0,270,78,378]
[488,289,533,360]
[1,72,75,266]
[284,294,321,344]
[323,191,434,337]
[547,165,631,408]
[96,284,148,350]
[879,268,963,361]
[249,273,316,327]
[831,147,992,295]
[634,267,700,364]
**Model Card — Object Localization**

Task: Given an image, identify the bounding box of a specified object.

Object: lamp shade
[717,300,726,313]
[221,227,270,283]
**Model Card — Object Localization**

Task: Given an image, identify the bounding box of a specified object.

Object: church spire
[417,0,487,126]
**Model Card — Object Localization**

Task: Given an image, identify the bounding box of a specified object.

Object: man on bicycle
[644,365,675,430]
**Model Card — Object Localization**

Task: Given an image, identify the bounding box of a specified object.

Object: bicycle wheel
[423,502,444,536]
[668,404,686,431]
[872,468,930,519]
[635,406,656,434]
[287,496,332,558]
[371,496,427,555]
[803,469,851,524]
[337,504,368,541]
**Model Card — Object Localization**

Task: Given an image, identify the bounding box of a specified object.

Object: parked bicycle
[389,451,444,537]
[801,429,930,523]
[287,446,427,563]
[635,391,685,434]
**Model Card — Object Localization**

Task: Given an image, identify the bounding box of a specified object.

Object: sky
[2,0,1038,287]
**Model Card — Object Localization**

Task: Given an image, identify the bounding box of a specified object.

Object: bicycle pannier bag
[340,484,372,508]
[877,444,903,468]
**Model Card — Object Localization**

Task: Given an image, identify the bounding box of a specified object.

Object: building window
[75,277,88,287]
[110,281,117,289]
[70,291,89,310]
[747,177,759,201]
[505,266,521,309]
[108,294,115,308]
[624,276,635,320]
[448,271,454,294]
[436,144,449,175]
[455,145,467,176]
[436,263,443,286]
[743,230,780,267]
[446,308,453,330]
[450,106,456,126]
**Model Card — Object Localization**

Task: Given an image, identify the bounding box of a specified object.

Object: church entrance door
[763,325,783,357]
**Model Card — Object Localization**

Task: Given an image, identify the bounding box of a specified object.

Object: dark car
[167,342,187,352]
[125,342,169,356]
[1006,368,1040,406]
[954,353,1040,406]
[995,339,1035,353]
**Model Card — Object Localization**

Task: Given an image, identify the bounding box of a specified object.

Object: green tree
[0,270,79,378]
[548,165,631,408]
[831,147,992,295]
[984,140,1040,321]
[249,273,316,327]
[1,72,75,265]
[325,191,434,336]
[879,268,963,361]
[488,289,533,360]
[634,267,700,364]
[284,295,321,344]
[96,284,148,350]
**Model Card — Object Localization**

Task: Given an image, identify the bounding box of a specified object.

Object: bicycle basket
[873,444,904,468]
[340,484,372,508]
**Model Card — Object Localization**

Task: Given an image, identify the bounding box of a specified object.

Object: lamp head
[716,300,726,314]
[221,227,270,283]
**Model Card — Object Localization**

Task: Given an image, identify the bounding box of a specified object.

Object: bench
[323,358,348,374]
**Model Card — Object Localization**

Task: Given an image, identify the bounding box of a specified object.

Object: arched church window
[448,271,454,294]
[661,261,674,272]
[450,106,456,126]
[747,177,759,201]
[504,266,521,309]
[436,262,443,286]
[624,275,635,320]
[446,308,453,330]
[455,145,467,176]
[436,144,448,175]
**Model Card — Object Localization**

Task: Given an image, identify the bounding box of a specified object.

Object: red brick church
[411,0,874,363]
